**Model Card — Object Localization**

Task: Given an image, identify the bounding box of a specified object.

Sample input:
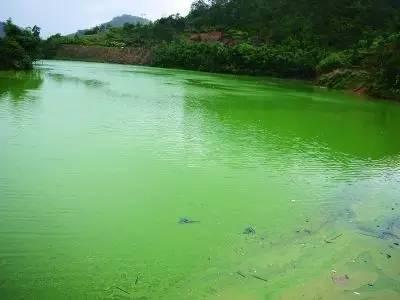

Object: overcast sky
[1,0,193,37]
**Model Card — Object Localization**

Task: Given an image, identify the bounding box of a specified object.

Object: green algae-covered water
[1,60,400,299]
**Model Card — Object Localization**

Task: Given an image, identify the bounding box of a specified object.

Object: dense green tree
[365,33,400,99]
[0,19,41,70]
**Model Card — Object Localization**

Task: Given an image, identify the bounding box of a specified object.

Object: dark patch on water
[186,78,237,92]
[47,72,107,89]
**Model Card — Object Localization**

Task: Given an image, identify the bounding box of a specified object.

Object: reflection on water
[182,76,400,162]
[47,72,107,88]
[0,60,399,299]
[0,71,43,103]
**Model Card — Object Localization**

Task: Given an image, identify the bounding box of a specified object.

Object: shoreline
[39,57,395,103]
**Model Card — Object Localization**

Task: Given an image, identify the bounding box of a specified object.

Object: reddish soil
[55,45,152,65]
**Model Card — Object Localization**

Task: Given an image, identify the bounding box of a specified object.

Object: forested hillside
[44,0,400,99]
[39,1,400,100]
[74,14,150,37]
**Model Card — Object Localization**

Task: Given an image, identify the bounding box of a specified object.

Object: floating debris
[243,226,256,235]
[358,217,400,241]
[179,217,200,224]
[105,286,130,295]
[324,233,343,244]
[359,232,381,239]
[135,275,140,285]
[251,275,268,282]
[331,273,350,285]
[115,286,130,294]
[236,271,246,278]
[381,231,400,240]
[386,254,392,259]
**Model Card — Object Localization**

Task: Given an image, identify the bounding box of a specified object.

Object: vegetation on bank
[0,19,41,70]
[2,1,400,100]
[152,39,321,78]
[318,34,400,99]
[41,0,399,100]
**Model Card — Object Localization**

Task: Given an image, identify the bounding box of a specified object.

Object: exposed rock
[189,31,223,43]
[55,45,151,65]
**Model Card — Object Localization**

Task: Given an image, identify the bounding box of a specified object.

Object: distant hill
[75,14,150,36]
[0,22,5,38]
[106,14,150,27]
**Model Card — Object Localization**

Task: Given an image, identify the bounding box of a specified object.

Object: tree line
[1,0,399,99]
[43,0,400,99]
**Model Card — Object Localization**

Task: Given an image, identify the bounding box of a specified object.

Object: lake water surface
[1,60,400,299]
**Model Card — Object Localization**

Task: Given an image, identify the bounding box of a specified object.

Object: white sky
[0,0,193,37]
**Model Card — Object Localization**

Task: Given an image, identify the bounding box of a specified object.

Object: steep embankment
[54,45,151,65]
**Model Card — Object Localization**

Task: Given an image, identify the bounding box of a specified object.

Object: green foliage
[153,41,228,72]
[317,69,370,90]
[317,33,400,100]
[0,19,41,70]
[186,0,399,48]
[84,26,102,35]
[41,34,68,58]
[225,29,248,42]
[153,39,321,78]
[316,52,352,74]
[364,33,400,99]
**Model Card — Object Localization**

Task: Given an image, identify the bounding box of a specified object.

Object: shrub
[0,19,41,70]
[152,40,319,79]
[316,52,351,74]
